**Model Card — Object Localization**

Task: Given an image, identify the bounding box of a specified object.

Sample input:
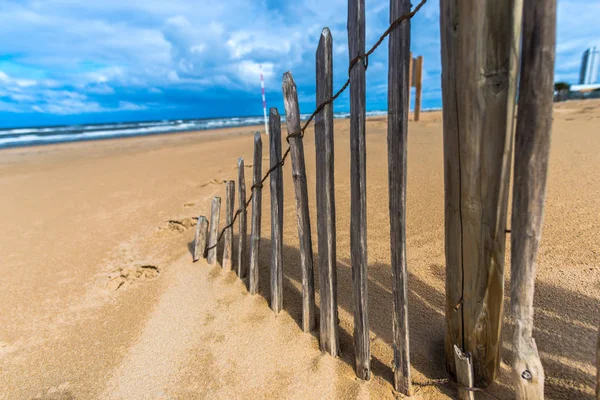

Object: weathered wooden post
[269,108,284,314]
[249,132,262,294]
[348,0,370,381]
[282,72,316,333]
[207,197,221,265]
[193,216,209,262]
[413,55,423,122]
[439,0,522,385]
[315,27,339,356]
[222,180,235,271]
[237,158,247,278]
[387,0,412,394]
[510,0,555,397]
[453,345,475,400]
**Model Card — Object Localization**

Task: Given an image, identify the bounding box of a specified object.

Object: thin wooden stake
[348,0,370,381]
[440,0,522,384]
[511,0,555,398]
[193,216,209,262]
[237,157,247,278]
[388,0,412,394]
[454,345,475,400]
[269,108,284,314]
[249,132,262,295]
[222,180,235,271]
[207,197,221,265]
[413,55,423,122]
[282,72,316,333]
[315,27,339,356]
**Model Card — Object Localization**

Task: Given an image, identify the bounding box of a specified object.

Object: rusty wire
[205,0,427,251]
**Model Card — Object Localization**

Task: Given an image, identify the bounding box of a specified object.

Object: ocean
[0,111,395,149]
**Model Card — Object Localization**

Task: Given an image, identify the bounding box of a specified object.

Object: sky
[0,0,598,128]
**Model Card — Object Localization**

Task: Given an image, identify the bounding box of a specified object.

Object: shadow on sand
[187,233,599,400]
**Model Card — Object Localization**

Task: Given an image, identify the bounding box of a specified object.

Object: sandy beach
[0,100,599,399]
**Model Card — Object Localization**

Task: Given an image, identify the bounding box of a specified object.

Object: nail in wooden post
[388,0,412,394]
[207,197,221,265]
[222,180,235,271]
[249,132,262,295]
[237,158,247,278]
[454,345,475,400]
[269,108,284,313]
[315,27,339,356]
[348,0,370,380]
[511,0,555,397]
[282,72,316,333]
[414,55,423,122]
[193,216,209,262]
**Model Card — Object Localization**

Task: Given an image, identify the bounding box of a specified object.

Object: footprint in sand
[158,217,197,233]
[33,382,74,400]
[200,178,225,188]
[106,264,161,291]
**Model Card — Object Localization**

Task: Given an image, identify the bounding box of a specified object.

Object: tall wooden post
[222,181,235,271]
[315,27,339,357]
[348,0,370,381]
[207,197,221,265]
[237,158,247,278]
[282,72,316,333]
[249,132,262,295]
[413,55,423,122]
[269,108,284,314]
[387,0,412,394]
[440,0,522,385]
[511,0,555,397]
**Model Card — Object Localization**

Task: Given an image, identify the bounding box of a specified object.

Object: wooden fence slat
[249,132,262,294]
[282,72,316,333]
[454,345,475,400]
[440,0,522,384]
[315,27,339,356]
[414,55,423,122]
[388,0,412,394]
[348,0,370,381]
[237,157,247,278]
[222,180,235,271]
[207,197,221,265]
[269,108,284,314]
[511,0,555,397]
[193,215,209,262]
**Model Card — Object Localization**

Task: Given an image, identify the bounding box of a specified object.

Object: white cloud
[0,0,598,118]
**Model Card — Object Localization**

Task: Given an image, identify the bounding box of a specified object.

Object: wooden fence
[191,0,566,398]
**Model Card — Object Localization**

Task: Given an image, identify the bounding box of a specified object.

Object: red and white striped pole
[260,64,268,135]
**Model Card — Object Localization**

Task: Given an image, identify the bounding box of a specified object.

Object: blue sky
[0,0,598,128]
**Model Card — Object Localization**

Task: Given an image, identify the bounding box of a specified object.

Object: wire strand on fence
[414,378,504,400]
[205,0,427,251]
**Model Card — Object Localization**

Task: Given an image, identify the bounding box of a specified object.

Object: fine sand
[0,100,599,399]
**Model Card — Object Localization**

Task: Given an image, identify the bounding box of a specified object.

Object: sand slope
[0,100,599,399]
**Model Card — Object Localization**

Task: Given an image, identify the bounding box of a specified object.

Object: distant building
[579,46,599,84]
